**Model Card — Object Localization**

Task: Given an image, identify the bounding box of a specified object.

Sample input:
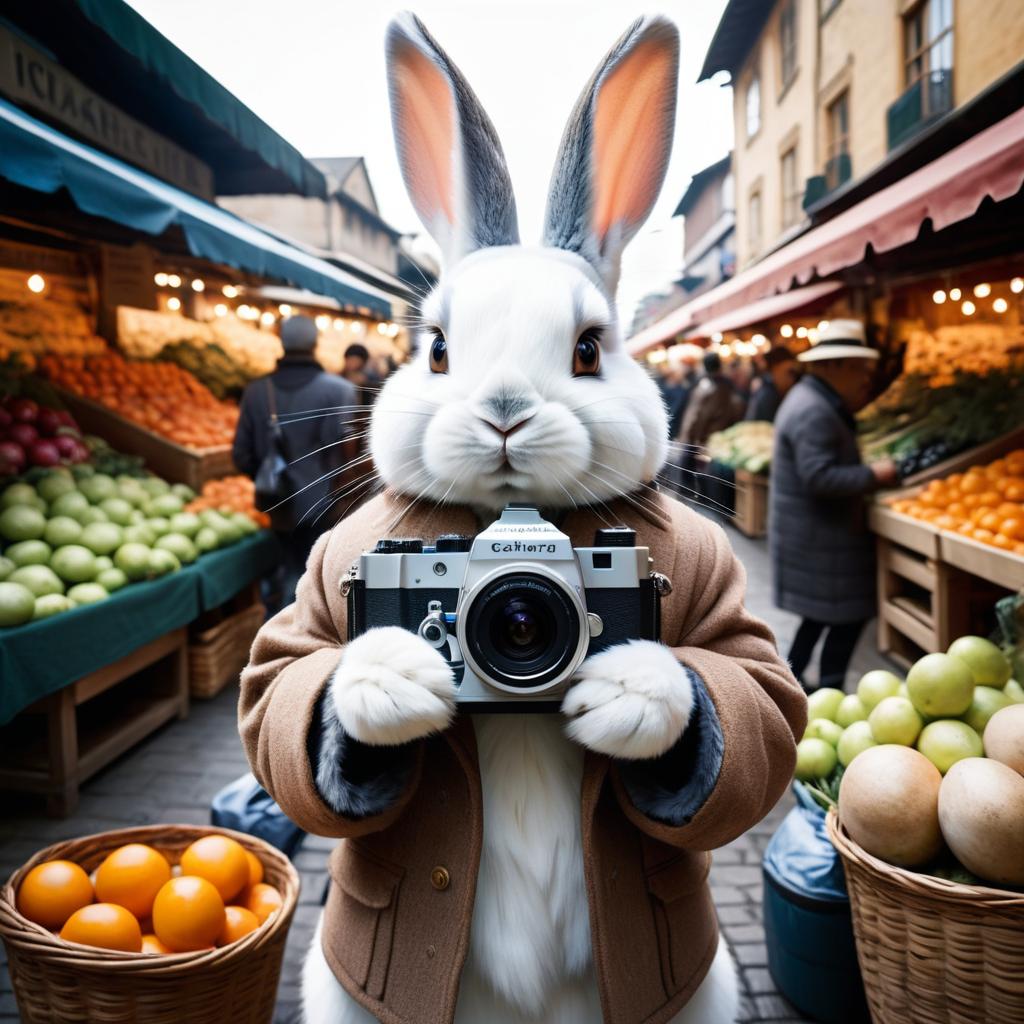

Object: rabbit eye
[429,333,448,373]
[573,330,602,377]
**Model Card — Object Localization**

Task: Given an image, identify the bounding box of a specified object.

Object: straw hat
[797,318,879,362]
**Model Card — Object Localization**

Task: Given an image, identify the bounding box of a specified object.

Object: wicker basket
[827,810,1024,1024]
[0,825,299,1024]
[189,601,265,699]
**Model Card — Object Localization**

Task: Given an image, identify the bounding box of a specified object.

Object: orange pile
[38,351,238,450]
[891,449,1024,556]
[186,475,269,528]
[15,834,282,955]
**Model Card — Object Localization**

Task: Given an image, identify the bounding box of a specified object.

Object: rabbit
[295,11,751,1024]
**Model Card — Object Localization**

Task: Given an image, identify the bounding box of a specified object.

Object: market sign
[0,25,215,201]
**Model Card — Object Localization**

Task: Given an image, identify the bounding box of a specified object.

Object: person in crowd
[746,346,800,422]
[342,343,381,405]
[770,319,898,692]
[233,316,359,610]
[660,362,696,441]
[678,350,745,451]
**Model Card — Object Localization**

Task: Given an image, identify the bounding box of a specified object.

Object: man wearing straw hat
[769,319,898,692]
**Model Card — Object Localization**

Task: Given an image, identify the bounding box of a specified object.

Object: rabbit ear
[543,16,679,293]
[386,12,519,266]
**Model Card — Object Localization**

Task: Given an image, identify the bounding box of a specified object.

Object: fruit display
[706,421,773,474]
[795,635,1024,887]
[0,274,106,363]
[0,467,259,627]
[0,392,90,477]
[859,370,1024,477]
[887,449,1024,555]
[15,834,282,954]
[39,351,239,450]
[185,475,270,528]
[901,323,1024,386]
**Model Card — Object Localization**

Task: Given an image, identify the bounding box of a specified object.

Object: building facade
[676,154,736,299]
[704,0,1024,270]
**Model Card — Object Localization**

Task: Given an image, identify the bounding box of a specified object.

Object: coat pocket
[327,840,404,999]
[645,850,711,994]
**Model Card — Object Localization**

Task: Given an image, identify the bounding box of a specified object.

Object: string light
[154,272,168,287]
[376,322,388,335]
[719,343,731,357]
[214,303,228,317]
[711,331,724,344]
[315,314,331,330]
[808,328,819,344]
[817,320,830,332]
[932,290,946,304]
[222,284,239,298]
[278,303,292,316]
[779,324,793,337]
[973,283,991,298]
[351,320,365,336]
[333,318,346,331]
[167,274,182,289]
[26,274,45,294]
[949,287,962,301]
[1012,278,1024,294]
[993,297,1008,314]
[796,326,808,338]
[166,297,181,312]
[260,311,276,327]
[191,279,205,293]
[961,300,976,315]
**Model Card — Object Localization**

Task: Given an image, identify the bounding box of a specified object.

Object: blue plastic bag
[210,772,306,858]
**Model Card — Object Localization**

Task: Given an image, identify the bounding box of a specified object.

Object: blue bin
[762,784,870,1024]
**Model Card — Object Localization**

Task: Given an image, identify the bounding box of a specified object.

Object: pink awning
[629,106,1024,356]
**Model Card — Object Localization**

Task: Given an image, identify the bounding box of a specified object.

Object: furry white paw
[562,640,694,759]
[331,626,456,746]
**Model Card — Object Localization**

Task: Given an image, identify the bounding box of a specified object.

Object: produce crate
[868,501,941,558]
[54,388,235,490]
[732,469,768,538]
[939,530,1024,592]
[0,629,188,816]
[189,588,265,700]
[901,424,1024,487]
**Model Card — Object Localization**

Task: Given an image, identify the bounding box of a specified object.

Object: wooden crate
[56,388,235,489]
[0,629,188,816]
[733,469,768,538]
[869,501,941,558]
[940,530,1024,592]
[189,601,265,699]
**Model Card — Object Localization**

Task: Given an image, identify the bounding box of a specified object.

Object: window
[779,0,798,90]
[826,90,851,188]
[746,70,761,139]
[748,190,763,257]
[904,0,953,105]
[781,147,800,229]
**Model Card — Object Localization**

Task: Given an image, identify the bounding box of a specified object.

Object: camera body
[345,505,662,709]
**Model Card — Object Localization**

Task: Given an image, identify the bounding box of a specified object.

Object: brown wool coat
[239,491,806,1024]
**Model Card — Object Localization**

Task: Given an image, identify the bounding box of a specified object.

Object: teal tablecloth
[0,531,280,724]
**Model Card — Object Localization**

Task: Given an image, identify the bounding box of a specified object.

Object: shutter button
[430,866,450,891]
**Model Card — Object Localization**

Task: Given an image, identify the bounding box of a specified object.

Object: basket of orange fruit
[0,825,298,1024]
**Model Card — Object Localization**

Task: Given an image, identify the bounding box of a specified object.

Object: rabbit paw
[330,626,456,746]
[562,640,694,759]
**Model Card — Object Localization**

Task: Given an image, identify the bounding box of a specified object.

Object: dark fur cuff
[618,669,724,827]
[308,693,416,818]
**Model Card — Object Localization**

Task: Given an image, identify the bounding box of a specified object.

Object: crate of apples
[14,833,284,954]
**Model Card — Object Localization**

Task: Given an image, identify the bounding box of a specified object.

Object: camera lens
[464,573,581,689]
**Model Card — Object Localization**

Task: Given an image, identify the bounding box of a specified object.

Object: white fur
[563,640,695,760]
[301,715,738,1024]
[330,626,456,746]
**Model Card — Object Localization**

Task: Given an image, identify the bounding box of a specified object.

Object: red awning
[629,105,1024,355]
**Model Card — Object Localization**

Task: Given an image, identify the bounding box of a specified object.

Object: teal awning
[0,97,391,317]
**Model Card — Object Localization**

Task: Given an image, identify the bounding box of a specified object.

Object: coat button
[430,866,450,891]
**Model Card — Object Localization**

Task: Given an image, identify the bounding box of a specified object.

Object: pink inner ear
[394,43,456,224]
[593,38,674,241]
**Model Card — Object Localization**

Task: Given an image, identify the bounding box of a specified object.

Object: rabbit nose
[477,391,536,436]
[480,411,534,439]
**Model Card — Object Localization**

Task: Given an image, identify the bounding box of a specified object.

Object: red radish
[8,422,38,447]
[0,440,26,471]
[55,410,78,429]
[68,441,90,463]
[36,408,62,436]
[30,439,60,467]
[54,435,80,458]
[8,398,39,423]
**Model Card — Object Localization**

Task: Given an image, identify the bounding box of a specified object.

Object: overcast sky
[126,0,732,327]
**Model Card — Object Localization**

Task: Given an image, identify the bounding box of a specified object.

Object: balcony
[825,152,852,192]
[887,69,954,152]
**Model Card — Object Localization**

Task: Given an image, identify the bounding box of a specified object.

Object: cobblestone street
[0,522,883,1023]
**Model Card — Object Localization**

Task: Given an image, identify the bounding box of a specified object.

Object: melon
[983,704,1024,776]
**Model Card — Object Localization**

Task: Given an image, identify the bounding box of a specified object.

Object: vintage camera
[344,504,664,709]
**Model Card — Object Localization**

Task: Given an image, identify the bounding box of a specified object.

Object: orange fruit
[16,860,94,929]
[218,906,260,946]
[244,850,263,889]
[946,502,967,518]
[245,883,283,925]
[980,511,1002,532]
[152,876,225,952]
[973,528,995,544]
[961,473,986,495]
[993,533,1014,550]
[95,844,171,919]
[979,491,1002,508]
[141,933,174,955]
[180,836,249,902]
[60,903,142,952]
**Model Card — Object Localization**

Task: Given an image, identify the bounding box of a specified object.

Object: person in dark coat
[233,316,359,609]
[746,347,800,423]
[678,350,745,451]
[769,320,898,691]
